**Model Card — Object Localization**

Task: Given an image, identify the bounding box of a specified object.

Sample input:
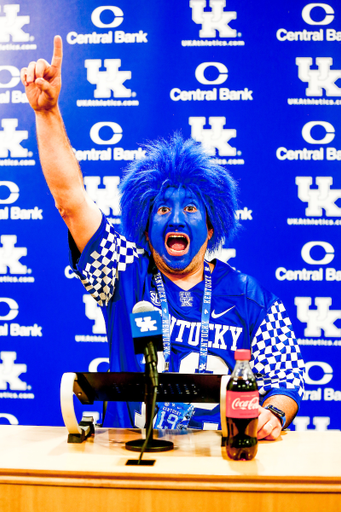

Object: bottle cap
[234,349,251,361]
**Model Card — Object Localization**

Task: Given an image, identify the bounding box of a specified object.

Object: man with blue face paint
[22,37,305,440]
[146,187,214,282]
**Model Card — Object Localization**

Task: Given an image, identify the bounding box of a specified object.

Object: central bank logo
[276,121,341,162]
[276,3,339,43]
[295,297,341,337]
[0,351,27,390]
[275,241,340,282]
[0,4,31,43]
[91,6,124,28]
[296,57,341,97]
[301,241,334,265]
[0,65,20,88]
[296,176,341,217]
[0,181,43,221]
[85,59,133,98]
[170,62,253,103]
[190,0,237,38]
[67,6,147,45]
[302,3,335,25]
[0,297,41,335]
[189,117,240,161]
[0,181,19,204]
[74,122,145,162]
[0,66,29,104]
[84,176,120,217]
[0,235,27,274]
[302,121,335,144]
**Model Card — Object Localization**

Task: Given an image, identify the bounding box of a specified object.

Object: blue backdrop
[0,0,340,431]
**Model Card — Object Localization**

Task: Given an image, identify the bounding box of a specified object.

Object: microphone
[130,301,163,388]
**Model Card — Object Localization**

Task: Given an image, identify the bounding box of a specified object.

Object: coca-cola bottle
[226,349,259,461]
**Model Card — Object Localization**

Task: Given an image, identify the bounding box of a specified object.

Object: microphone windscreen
[132,301,155,314]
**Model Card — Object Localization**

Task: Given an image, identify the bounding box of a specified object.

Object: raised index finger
[51,35,63,69]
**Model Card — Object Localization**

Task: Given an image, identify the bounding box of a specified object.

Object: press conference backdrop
[0,0,340,430]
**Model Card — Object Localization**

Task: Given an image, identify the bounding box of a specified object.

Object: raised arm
[21,35,102,253]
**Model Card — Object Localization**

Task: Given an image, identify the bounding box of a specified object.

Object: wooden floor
[0,426,340,512]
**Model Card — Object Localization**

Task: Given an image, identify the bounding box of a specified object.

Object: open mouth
[165,232,190,256]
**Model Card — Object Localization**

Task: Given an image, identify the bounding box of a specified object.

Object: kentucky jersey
[69,215,305,429]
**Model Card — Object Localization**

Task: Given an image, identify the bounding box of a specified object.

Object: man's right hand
[21,35,62,112]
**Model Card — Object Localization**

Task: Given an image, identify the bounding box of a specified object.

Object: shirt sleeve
[69,215,145,307]
[250,300,305,407]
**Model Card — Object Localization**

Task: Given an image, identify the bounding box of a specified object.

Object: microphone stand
[125,342,174,455]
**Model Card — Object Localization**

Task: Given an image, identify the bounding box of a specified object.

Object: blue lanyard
[154,261,212,373]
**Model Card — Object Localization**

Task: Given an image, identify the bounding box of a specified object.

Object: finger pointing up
[51,35,63,70]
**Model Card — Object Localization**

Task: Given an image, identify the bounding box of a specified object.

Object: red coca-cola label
[226,390,259,418]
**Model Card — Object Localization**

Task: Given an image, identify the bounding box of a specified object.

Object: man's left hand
[257,406,282,440]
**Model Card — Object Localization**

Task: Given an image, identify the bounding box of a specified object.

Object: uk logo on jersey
[179,291,193,307]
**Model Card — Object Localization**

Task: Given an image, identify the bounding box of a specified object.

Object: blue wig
[119,134,239,253]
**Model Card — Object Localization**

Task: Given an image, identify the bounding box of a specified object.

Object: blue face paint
[147,187,210,271]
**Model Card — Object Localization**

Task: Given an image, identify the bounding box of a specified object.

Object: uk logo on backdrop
[296,57,341,97]
[287,176,341,226]
[288,57,341,105]
[189,116,244,165]
[296,177,341,217]
[0,351,34,400]
[76,59,138,107]
[0,4,36,50]
[0,352,27,390]
[0,235,35,284]
[74,295,107,343]
[0,235,28,275]
[182,0,244,47]
[84,176,120,221]
[295,297,341,338]
[0,119,35,166]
